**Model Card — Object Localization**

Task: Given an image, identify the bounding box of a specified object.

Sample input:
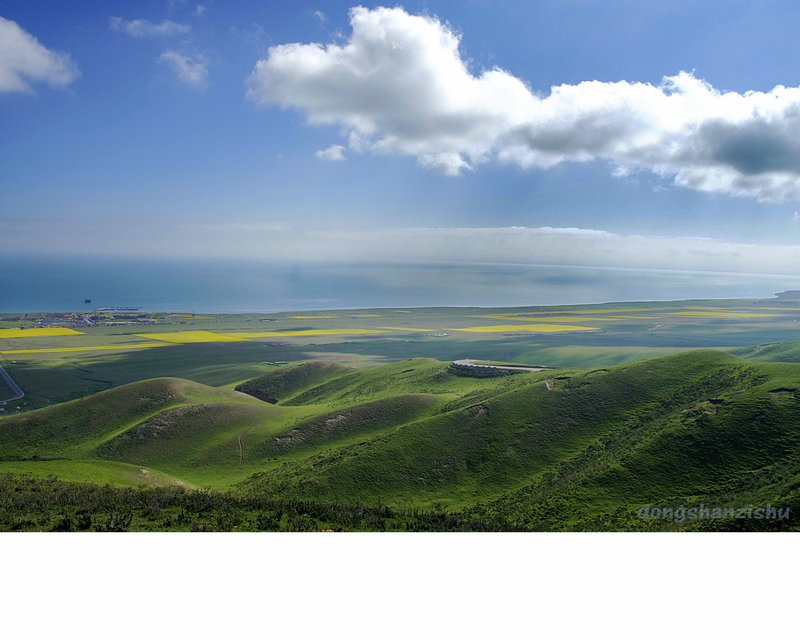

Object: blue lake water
[2,254,800,313]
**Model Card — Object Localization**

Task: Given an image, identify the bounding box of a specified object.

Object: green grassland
[0,460,189,488]
[4,295,800,412]
[3,295,800,530]
[2,347,800,530]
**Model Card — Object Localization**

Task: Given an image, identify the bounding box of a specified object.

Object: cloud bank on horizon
[9,217,800,278]
[247,6,800,203]
[0,17,78,93]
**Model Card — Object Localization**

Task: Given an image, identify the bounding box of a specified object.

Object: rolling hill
[2,351,799,530]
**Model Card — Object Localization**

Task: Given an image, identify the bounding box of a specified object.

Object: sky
[4,0,800,276]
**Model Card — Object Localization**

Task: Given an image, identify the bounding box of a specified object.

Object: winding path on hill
[238,427,254,468]
[0,364,24,403]
[452,359,546,373]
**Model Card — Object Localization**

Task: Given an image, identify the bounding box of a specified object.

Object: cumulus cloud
[247,5,800,202]
[110,17,190,38]
[315,144,346,161]
[159,50,208,88]
[0,16,79,93]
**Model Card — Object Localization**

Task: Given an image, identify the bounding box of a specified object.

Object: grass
[6,297,800,412]
[664,311,780,318]
[0,377,260,459]
[1,341,292,409]
[733,341,800,362]
[227,329,388,337]
[1,343,166,354]
[3,349,800,529]
[0,460,190,488]
[448,323,599,333]
[469,314,658,322]
[471,360,800,530]
[138,331,247,343]
[4,295,800,528]
[241,350,763,508]
[0,328,85,338]
[234,361,351,403]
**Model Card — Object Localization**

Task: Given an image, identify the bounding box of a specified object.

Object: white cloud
[159,50,208,88]
[276,226,800,275]
[313,10,327,22]
[0,16,79,93]
[176,223,800,276]
[195,5,208,17]
[110,17,190,38]
[315,144,346,161]
[247,6,800,203]
[8,220,800,278]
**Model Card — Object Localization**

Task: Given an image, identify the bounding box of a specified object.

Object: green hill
[240,351,767,506]
[3,351,800,530]
[0,362,464,489]
[281,358,547,407]
[732,341,800,363]
[0,377,261,459]
[247,394,441,459]
[234,361,351,404]
[472,362,800,530]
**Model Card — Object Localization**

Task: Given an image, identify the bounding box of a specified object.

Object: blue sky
[3,0,800,273]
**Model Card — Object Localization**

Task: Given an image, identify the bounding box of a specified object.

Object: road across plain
[0,364,24,403]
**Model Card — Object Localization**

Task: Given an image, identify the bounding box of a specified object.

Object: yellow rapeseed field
[224,329,387,338]
[679,306,800,313]
[468,314,656,322]
[542,308,665,314]
[473,306,792,319]
[137,331,247,343]
[663,312,780,319]
[0,328,85,338]
[1,344,165,355]
[448,324,599,333]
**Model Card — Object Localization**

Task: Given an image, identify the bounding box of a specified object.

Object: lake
[3,254,800,313]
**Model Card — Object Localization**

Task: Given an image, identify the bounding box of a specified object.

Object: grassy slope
[240,351,766,506]
[282,358,547,407]
[3,342,296,409]
[93,394,442,488]
[4,352,800,529]
[732,341,800,363]
[0,360,471,489]
[0,377,261,459]
[471,361,800,530]
[234,361,351,403]
[0,459,190,488]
